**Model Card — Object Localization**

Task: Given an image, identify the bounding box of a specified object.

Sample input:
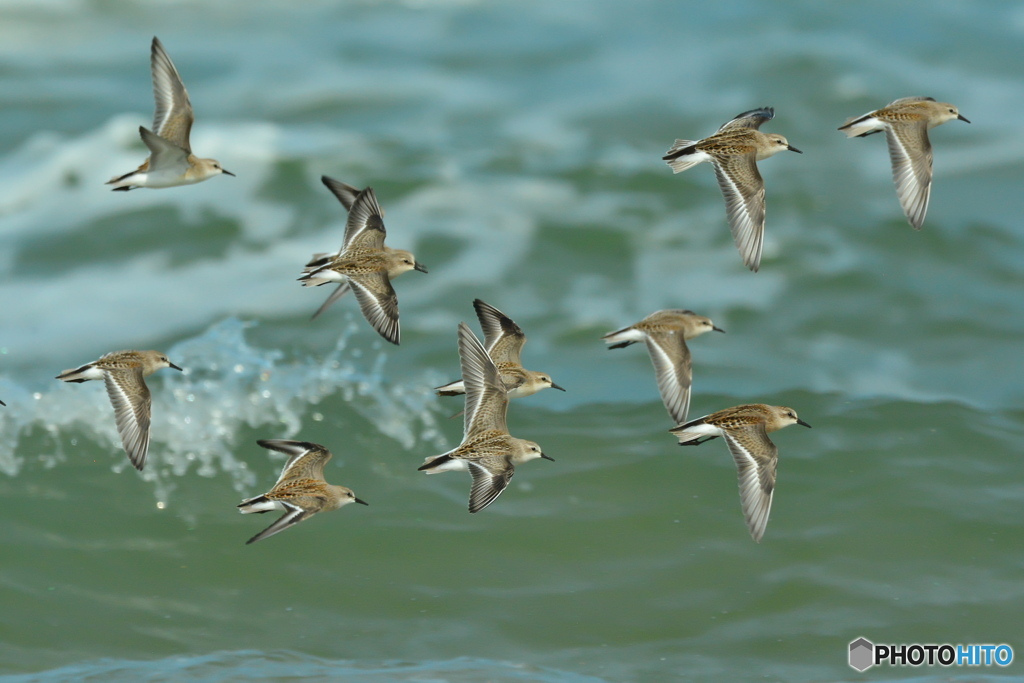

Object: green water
[1,1,1022,681]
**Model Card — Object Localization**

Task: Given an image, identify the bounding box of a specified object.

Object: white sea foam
[0,318,449,504]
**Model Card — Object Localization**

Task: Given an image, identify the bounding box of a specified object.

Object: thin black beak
[957,114,970,123]
[540,453,555,461]
[797,419,812,428]
[414,262,429,273]
[713,326,726,333]
[169,362,184,372]
[222,169,236,177]
[787,145,803,154]
[355,497,369,506]
[0,400,5,406]
[550,382,566,392]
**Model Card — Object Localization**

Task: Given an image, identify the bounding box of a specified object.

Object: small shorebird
[299,179,425,344]
[839,97,969,229]
[108,37,234,190]
[299,177,427,344]
[56,350,183,470]
[435,299,565,400]
[419,322,552,513]
[602,309,723,424]
[670,404,811,543]
[302,177,428,321]
[663,107,801,272]
[238,439,367,545]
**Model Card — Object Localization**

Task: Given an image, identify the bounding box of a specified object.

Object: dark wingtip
[733,106,774,120]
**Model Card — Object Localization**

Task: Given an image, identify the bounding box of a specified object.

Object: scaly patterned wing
[473,299,526,364]
[721,423,778,543]
[643,332,693,425]
[257,439,332,485]
[457,321,509,437]
[888,96,936,107]
[718,107,774,133]
[150,37,194,152]
[103,366,152,471]
[348,271,400,345]
[711,152,766,272]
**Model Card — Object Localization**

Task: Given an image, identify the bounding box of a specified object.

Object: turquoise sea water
[1,1,1022,681]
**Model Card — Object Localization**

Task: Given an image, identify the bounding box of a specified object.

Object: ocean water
[1,1,1022,681]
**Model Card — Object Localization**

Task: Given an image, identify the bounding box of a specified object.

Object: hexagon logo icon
[849,637,874,671]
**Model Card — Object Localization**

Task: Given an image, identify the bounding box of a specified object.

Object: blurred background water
[0,1,1021,681]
